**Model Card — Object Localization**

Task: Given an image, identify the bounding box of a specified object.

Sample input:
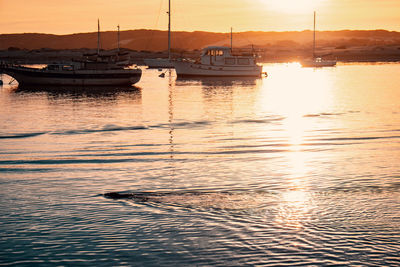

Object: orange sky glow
[0,0,399,34]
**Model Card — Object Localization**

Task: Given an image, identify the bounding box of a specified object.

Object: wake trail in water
[104,190,277,210]
[104,183,400,210]
[0,132,47,139]
[0,120,213,140]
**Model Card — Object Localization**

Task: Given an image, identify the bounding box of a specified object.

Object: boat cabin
[200,46,257,66]
[45,63,76,71]
[43,60,124,72]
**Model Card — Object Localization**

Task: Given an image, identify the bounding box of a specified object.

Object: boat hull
[144,58,174,69]
[0,66,142,86]
[173,61,262,77]
[301,60,337,68]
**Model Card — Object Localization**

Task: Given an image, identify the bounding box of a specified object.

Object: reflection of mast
[168,72,174,160]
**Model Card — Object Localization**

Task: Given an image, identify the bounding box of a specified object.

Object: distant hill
[1,29,400,51]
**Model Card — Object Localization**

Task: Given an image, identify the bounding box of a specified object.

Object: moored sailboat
[0,21,142,86]
[301,11,336,67]
[0,61,142,86]
[144,0,174,69]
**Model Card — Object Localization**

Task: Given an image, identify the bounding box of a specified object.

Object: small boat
[0,61,142,86]
[0,21,142,86]
[173,46,263,77]
[301,57,336,67]
[144,0,174,69]
[301,11,336,68]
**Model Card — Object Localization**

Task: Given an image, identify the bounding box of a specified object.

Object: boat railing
[231,48,265,58]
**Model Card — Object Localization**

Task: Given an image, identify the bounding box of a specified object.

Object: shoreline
[1,49,400,65]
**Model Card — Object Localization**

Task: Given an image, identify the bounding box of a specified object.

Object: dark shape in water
[105,192,151,202]
[104,191,272,210]
[104,191,199,202]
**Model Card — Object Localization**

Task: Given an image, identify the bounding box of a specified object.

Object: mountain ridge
[2,29,400,51]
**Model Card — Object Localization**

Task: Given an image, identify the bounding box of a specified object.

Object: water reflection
[13,84,141,99]
[2,64,400,266]
[176,76,258,88]
[258,63,335,117]
[168,71,175,161]
[276,190,312,229]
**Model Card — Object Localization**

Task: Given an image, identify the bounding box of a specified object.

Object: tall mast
[168,0,171,61]
[117,25,120,53]
[230,27,233,53]
[313,11,316,59]
[97,19,101,55]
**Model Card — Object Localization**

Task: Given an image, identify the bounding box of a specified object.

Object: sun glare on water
[261,0,326,13]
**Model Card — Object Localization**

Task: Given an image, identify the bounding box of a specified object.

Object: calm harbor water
[1,63,399,266]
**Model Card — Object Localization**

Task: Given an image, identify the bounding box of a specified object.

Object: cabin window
[237,58,250,65]
[62,65,73,70]
[224,58,235,65]
[218,50,224,56]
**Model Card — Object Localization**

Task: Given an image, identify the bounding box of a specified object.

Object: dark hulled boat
[0,60,142,86]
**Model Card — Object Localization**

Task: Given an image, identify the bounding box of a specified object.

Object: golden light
[261,0,326,13]
[257,64,336,228]
[259,63,335,118]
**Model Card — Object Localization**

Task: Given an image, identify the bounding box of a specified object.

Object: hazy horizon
[1,0,400,35]
[2,28,399,36]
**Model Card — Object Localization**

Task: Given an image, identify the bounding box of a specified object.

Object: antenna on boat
[117,25,120,53]
[313,11,316,59]
[167,0,171,61]
[230,27,233,53]
[97,19,102,55]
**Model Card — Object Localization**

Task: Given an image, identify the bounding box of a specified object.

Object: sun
[262,0,326,13]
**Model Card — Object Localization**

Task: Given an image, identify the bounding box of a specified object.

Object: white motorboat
[173,46,263,77]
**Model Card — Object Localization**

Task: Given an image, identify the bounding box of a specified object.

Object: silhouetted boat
[0,20,142,86]
[144,0,174,69]
[0,61,142,86]
[144,58,174,69]
[301,12,336,68]
[301,57,336,67]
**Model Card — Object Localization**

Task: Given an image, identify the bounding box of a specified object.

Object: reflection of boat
[301,12,336,68]
[144,0,174,69]
[176,76,257,87]
[0,62,142,86]
[173,46,263,77]
[14,84,141,97]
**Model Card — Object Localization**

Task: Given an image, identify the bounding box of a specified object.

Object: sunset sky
[0,0,399,34]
